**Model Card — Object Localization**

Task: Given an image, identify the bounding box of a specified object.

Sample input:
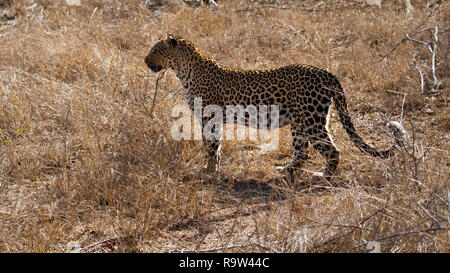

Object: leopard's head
[144,33,179,72]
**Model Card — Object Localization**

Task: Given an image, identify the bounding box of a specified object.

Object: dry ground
[0,0,448,252]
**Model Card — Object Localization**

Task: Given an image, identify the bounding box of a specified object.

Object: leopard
[144,33,406,182]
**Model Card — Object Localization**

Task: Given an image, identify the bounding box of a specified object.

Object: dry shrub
[0,0,448,252]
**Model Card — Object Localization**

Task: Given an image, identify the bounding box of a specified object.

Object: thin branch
[405,35,431,51]
[387,90,408,123]
[149,69,167,116]
[400,92,407,123]
[405,27,439,94]
[412,60,425,94]
[431,27,438,91]
[77,237,119,252]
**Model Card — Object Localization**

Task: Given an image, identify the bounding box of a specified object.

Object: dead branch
[412,60,425,94]
[406,27,440,94]
[149,69,167,116]
[66,237,120,252]
[79,237,119,251]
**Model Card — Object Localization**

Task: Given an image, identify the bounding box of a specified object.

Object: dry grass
[0,0,448,253]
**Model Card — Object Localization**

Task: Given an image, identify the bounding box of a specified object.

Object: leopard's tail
[330,82,406,159]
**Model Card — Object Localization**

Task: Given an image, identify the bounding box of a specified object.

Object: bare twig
[387,90,408,123]
[405,27,440,94]
[79,237,119,252]
[412,60,425,94]
[149,69,167,116]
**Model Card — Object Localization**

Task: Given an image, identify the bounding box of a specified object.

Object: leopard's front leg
[205,138,221,172]
[201,115,222,173]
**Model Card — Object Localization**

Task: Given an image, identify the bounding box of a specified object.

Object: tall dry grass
[0,0,448,252]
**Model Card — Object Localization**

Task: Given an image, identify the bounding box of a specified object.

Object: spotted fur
[145,34,406,181]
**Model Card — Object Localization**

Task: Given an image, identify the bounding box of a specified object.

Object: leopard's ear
[167,33,178,47]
